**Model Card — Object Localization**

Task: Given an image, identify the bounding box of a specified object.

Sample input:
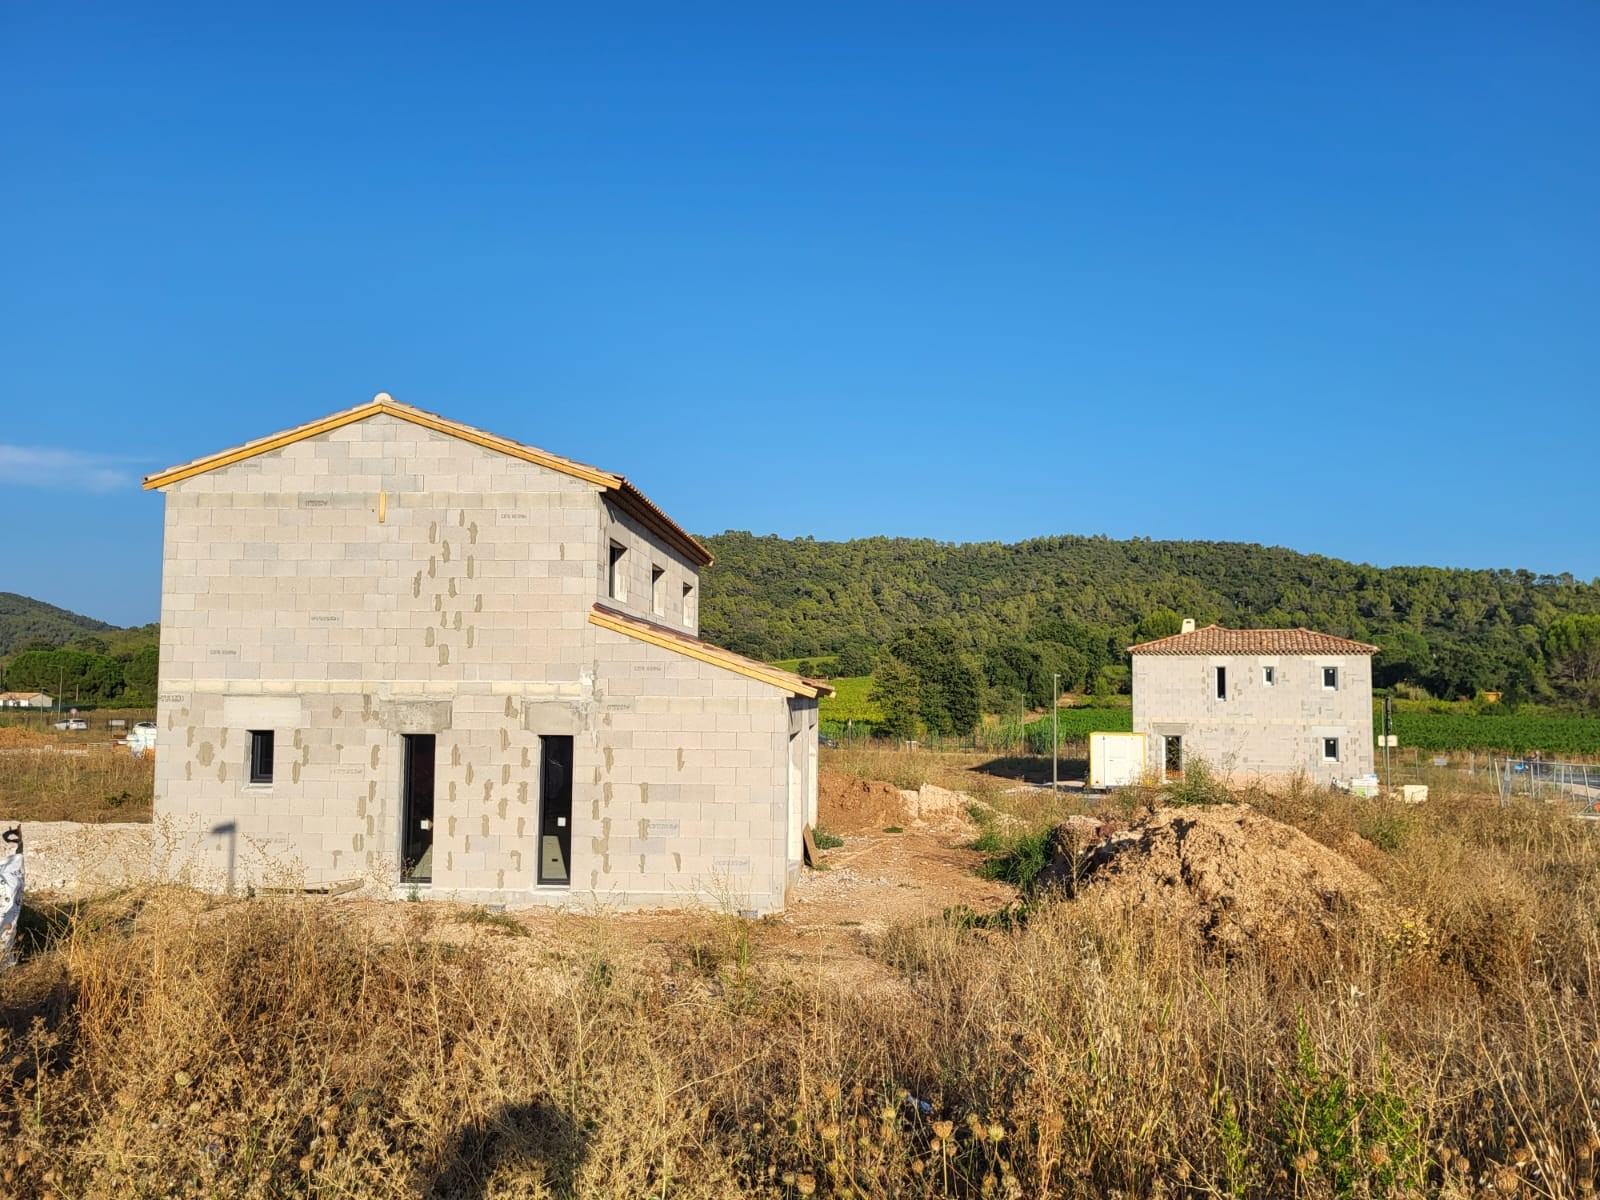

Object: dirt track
[787,828,1015,935]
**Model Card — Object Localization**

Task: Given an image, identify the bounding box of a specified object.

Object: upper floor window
[651,565,666,616]
[1262,665,1275,687]
[1322,736,1341,761]
[607,542,627,602]
[1215,666,1227,700]
[1322,666,1339,690]
[682,581,696,628]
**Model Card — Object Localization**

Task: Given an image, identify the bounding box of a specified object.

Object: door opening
[1163,735,1184,781]
[401,734,436,883]
[538,735,573,885]
[786,727,803,866]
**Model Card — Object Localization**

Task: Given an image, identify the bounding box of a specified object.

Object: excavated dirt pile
[1045,804,1391,949]
[818,771,909,833]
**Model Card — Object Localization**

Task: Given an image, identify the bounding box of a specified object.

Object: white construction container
[128,721,157,756]
[1089,731,1146,788]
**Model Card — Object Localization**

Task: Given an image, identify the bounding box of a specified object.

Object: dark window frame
[650,563,666,615]
[607,541,627,601]
[1323,666,1339,690]
[248,729,275,784]
[538,735,574,887]
[1215,665,1227,700]
[1322,736,1340,761]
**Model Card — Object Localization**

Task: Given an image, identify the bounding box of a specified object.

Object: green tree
[1427,643,1496,701]
[889,628,981,737]
[1135,608,1185,641]
[122,644,160,698]
[1545,614,1600,703]
[870,657,921,740]
[1035,640,1092,696]
[1372,629,1433,691]
[983,642,1045,709]
[832,638,877,678]
[7,648,125,705]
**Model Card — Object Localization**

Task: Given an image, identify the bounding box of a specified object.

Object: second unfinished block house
[1130,622,1378,785]
[145,394,829,913]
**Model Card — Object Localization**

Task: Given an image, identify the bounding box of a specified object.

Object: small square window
[1322,736,1340,762]
[249,730,275,784]
[651,564,665,615]
[1322,666,1339,690]
[1262,666,1275,686]
[1215,666,1227,700]
[682,582,695,627]
[607,542,627,601]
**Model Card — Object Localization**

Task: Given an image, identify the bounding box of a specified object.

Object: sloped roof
[142,395,713,566]
[1129,625,1380,656]
[589,604,833,699]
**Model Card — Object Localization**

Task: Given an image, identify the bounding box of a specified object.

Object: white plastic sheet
[0,847,21,968]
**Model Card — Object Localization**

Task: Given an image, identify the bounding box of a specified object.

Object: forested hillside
[698,533,1600,708]
[7,529,1600,717]
[0,593,159,706]
[0,592,114,656]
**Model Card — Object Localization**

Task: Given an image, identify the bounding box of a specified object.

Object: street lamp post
[1052,672,1060,793]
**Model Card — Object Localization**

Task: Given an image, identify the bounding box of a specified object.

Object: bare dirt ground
[13,766,1016,985]
[179,771,1020,991]
[785,827,1015,936]
[272,819,1013,1000]
[7,821,153,893]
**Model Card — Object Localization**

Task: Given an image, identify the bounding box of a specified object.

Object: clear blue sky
[3,3,1596,626]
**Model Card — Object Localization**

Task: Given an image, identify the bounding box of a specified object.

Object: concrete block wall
[588,625,794,913]
[598,496,702,633]
[157,413,600,689]
[1132,653,1375,786]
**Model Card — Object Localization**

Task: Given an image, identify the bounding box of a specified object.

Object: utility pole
[1052,672,1060,794]
[1382,694,1393,793]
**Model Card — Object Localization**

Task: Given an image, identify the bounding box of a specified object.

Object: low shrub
[1168,759,1233,806]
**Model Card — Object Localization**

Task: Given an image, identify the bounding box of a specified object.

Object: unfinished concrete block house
[1130,622,1378,785]
[145,394,828,913]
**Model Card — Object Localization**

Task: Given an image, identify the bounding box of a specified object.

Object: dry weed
[0,786,1596,1198]
[0,741,153,822]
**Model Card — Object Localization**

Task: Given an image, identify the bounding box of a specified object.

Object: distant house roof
[141,394,713,567]
[1128,625,1380,656]
[0,691,50,702]
[589,603,834,699]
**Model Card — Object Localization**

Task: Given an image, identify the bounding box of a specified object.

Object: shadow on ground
[969,755,1088,786]
[426,1099,588,1199]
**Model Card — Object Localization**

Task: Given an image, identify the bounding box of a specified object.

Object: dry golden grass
[0,734,153,822]
[1,784,1598,1197]
[821,743,1029,809]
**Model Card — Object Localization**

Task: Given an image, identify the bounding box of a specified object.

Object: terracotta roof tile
[1128,625,1379,656]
